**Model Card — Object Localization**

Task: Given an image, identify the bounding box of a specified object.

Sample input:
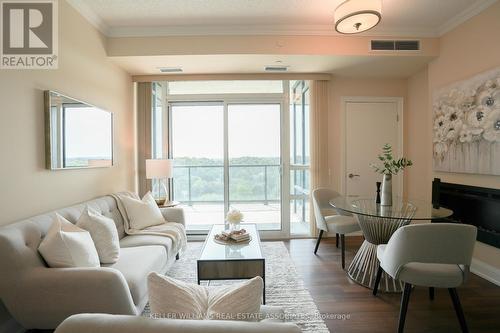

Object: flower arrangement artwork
[433,67,500,175]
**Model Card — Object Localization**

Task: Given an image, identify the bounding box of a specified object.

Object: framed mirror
[44,91,113,170]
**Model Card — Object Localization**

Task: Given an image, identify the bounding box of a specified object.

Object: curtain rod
[132,73,332,82]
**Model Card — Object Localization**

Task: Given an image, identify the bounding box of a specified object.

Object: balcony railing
[172,164,281,206]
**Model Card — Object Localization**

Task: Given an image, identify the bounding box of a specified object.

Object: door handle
[348,173,360,179]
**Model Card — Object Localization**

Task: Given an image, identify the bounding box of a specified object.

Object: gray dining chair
[373,223,477,333]
[312,188,361,269]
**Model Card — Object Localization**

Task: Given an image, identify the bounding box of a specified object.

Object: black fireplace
[432,178,500,249]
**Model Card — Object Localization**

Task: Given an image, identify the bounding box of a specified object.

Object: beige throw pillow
[148,273,263,321]
[120,192,165,230]
[76,206,120,264]
[38,214,100,268]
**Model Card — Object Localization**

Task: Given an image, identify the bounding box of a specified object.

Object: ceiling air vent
[371,40,395,51]
[371,40,420,51]
[159,67,183,73]
[395,40,420,50]
[264,65,288,72]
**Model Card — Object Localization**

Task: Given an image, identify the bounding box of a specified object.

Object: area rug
[143,241,329,332]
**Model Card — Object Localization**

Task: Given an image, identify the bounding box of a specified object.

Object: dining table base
[347,240,404,293]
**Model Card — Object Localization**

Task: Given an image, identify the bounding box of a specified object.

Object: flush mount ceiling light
[334,0,382,34]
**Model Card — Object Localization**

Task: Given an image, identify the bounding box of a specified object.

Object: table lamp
[146,159,173,205]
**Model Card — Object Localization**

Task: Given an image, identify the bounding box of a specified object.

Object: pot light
[334,0,382,34]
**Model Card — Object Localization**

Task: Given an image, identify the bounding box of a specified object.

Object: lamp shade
[334,0,382,34]
[146,159,173,179]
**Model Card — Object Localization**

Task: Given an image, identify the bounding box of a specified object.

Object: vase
[381,174,392,206]
[229,222,241,232]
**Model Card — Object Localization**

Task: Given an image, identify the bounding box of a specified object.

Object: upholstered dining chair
[312,188,361,269]
[373,223,477,333]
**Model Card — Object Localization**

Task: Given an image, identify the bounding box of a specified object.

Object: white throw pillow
[148,273,263,321]
[120,192,165,230]
[76,206,120,264]
[38,214,100,268]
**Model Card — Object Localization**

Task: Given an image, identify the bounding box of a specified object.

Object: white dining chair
[312,188,361,269]
[373,223,477,333]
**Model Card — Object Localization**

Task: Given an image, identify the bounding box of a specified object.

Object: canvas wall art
[433,66,500,175]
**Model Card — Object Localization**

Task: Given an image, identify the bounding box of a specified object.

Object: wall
[405,68,431,201]
[107,34,439,57]
[0,0,135,227]
[328,77,409,192]
[0,1,135,331]
[406,1,500,275]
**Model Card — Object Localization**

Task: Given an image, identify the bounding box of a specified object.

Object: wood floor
[283,237,500,333]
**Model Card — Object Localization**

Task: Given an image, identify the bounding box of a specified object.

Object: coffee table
[197,224,266,304]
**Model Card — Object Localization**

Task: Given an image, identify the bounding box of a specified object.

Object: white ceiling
[68,0,498,37]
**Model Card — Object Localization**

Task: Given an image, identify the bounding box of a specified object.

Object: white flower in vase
[482,109,500,142]
[226,209,244,226]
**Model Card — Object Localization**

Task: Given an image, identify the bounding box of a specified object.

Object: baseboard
[471,258,500,286]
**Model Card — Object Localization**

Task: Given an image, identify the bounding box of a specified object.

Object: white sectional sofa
[55,311,302,333]
[0,193,185,329]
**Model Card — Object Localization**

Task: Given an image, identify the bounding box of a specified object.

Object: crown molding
[105,24,439,38]
[437,0,498,36]
[66,0,111,36]
[68,0,498,39]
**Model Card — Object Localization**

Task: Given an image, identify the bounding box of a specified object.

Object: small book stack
[228,230,250,243]
[216,229,250,243]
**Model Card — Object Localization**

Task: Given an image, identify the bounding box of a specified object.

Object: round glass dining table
[329,196,453,292]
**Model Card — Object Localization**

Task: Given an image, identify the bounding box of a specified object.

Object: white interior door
[344,99,402,197]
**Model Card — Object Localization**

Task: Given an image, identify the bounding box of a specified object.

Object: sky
[171,104,281,159]
[65,107,112,158]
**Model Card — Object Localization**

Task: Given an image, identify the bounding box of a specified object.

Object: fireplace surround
[432,178,500,249]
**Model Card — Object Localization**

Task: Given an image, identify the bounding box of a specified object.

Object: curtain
[137,82,152,196]
[309,80,330,236]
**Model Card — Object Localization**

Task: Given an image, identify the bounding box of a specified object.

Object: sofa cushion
[38,214,100,268]
[120,192,165,230]
[104,246,167,305]
[148,273,263,321]
[54,313,302,333]
[120,235,174,256]
[77,207,120,264]
[259,305,285,322]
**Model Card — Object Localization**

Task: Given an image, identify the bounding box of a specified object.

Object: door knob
[348,173,360,179]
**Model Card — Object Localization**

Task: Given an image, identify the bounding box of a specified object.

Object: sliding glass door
[170,102,225,231]
[169,101,284,233]
[228,104,282,231]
